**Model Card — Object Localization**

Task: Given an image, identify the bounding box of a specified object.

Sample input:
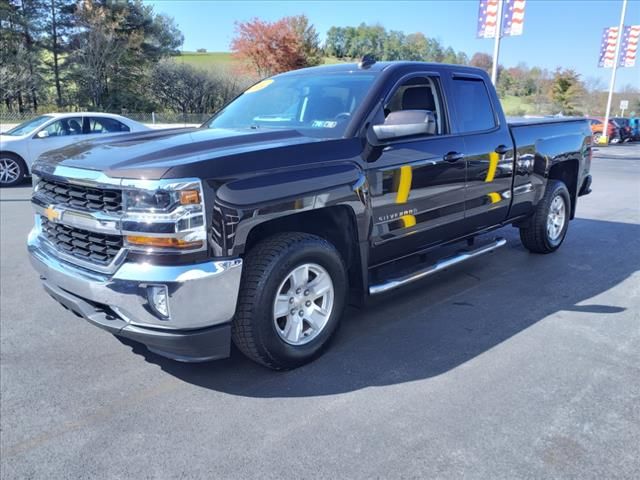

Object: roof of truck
[277,61,486,77]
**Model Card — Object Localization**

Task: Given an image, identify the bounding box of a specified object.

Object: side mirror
[371,110,436,143]
[35,130,49,139]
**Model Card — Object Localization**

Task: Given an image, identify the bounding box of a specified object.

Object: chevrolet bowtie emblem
[44,206,61,222]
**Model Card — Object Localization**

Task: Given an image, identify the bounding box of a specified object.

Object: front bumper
[28,230,243,362]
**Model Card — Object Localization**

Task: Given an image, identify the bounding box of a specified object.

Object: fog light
[147,285,170,318]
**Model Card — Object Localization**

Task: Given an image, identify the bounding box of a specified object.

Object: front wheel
[519,180,571,254]
[0,154,26,187]
[232,232,347,370]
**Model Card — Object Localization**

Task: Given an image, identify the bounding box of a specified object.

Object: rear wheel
[0,154,26,187]
[519,180,571,254]
[232,232,347,370]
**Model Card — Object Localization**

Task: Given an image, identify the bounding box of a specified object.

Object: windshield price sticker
[244,79,274,94]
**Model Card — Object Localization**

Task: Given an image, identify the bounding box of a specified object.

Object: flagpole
[491,0,504,85]
[602,0,627,144]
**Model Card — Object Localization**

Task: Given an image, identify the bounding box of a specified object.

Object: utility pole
[491,0,504,85]
[602,0,627,144]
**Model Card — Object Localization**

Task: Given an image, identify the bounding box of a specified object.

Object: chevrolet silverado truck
[28,60,592,370]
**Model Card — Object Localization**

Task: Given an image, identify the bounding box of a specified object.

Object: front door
[30,116,85,162]
[367,75,466,266]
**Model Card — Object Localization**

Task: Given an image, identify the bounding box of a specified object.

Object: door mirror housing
[35,130,49,139]
[370,110,436,143]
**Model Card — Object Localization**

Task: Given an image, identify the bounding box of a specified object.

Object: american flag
[477,0,526,39]
[618,25,640,67]
[599,27,620,68]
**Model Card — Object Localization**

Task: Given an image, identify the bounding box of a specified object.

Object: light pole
[491,0,504,85]
[601,0,628,144]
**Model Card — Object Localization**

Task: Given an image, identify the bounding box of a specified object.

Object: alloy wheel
[547,194,566,241]
[0,158,20,185]
[273,263,335,346]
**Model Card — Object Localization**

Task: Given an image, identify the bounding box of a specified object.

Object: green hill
[173,51,236,71]
[174,51,348,71]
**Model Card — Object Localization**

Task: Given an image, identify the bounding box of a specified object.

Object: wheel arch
[242,205,367,300]
[0,150,28,172]
[548,159,579,219]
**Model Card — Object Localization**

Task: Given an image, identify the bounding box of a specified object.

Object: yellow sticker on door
[244,79,274,94]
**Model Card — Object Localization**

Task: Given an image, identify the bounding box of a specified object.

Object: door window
[41,117,84,137]
[450,78,496,133]
[383,76,446,135]
[88,117,130,133]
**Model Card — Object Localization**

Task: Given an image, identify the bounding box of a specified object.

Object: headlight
[32,173,41,191]
[121,179,207,253]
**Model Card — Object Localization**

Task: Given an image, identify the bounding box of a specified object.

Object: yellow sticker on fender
[244,79,274,94]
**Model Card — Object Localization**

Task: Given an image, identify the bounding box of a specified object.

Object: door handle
[495,144,510,155]
[443,151,464,162]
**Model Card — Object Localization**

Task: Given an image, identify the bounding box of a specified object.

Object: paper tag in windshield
[244,79,274,94]
[311,120,338,128]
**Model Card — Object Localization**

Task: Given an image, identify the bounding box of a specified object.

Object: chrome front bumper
[28,228,243,361]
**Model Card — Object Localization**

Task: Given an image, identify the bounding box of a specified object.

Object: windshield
[4,115,53,136]
[206,73,377,138]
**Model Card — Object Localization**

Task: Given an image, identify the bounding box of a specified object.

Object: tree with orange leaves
[231,15,321,78]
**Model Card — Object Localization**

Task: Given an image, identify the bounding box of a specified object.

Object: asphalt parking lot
[1,144,639,479]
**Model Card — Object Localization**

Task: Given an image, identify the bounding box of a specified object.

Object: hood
[33,127,323,180]
[0,134,22,144]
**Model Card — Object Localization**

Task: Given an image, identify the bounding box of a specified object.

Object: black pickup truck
[28,61,592,369]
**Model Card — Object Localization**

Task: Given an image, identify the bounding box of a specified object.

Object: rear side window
[450,77,496,133]
[89,117,130,133]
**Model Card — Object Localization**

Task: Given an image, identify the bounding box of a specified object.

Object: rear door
[367,73,466,265]
[447,74,514,231]
[84,116,131,138]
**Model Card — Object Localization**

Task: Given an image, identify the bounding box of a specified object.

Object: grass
[173,51,350,71]
[500,95,539,116]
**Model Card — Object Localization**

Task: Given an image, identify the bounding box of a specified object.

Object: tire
[232,232,347,370]
[519,180,571,254]
[0,153,27,187]
[592,132,602,144]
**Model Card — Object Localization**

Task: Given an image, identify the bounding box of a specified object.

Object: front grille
[41,217,123,265]
[38,179,122,213]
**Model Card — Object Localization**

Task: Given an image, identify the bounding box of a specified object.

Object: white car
[0,112,149,186]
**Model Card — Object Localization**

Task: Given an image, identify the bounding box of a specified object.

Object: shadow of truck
[118,217,638,398]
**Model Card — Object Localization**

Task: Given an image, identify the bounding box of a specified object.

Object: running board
[369,237,507,295]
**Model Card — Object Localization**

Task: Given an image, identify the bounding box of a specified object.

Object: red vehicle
[587,117,620,144]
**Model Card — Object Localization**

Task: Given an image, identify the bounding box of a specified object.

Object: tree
[0,0,47,111]
[151,59,244,115]
[70,0,126,108]
[42,0,76,107]
[549,68,584,115]
[287,15,321,67]
[325,26,347,58]
[69,0,183,110]
[403,32,428,61]
[469,52,493,73]
[231,16,318,77]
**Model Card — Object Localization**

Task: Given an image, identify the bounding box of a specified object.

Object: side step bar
[369,237,507,295]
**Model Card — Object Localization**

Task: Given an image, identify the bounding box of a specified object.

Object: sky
[146,0,640,91]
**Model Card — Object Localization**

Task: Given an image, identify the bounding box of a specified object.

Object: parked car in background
[587,117,620,144]
[0,113,149,186]
[630,117,640,140]
[611,117,634,143]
